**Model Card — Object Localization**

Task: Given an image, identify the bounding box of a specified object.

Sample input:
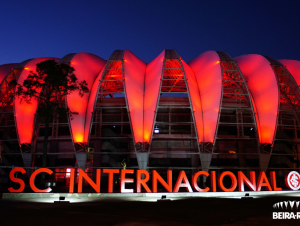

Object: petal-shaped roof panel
[123,50,146,144]
[60,53,106,143]
[84,67,105,143]
[144,50,165,143]
[279,59,300,86]
[235,54,279,144]
[14,57,59,144]
[0,60,33,113]
[0,63,18,84]
[188,51,222,143]
[181,59,203,143]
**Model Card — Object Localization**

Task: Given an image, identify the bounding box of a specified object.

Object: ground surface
[0,195,300,226]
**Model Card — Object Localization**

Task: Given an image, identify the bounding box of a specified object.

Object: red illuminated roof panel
[123,50,146,144]
[144,50,165,143]
[188,51,222,144]
[279,59,300,86]
[64,53,106,143]
[235,54,279,145]
[15,57,59,144]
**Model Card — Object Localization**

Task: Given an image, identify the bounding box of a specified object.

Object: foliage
[13,60,89,120]
[11,59,89,174]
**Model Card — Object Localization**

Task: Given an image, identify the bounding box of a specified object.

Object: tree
[12,60,89,186]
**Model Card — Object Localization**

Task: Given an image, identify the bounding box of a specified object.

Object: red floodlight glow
[279,59,300,86]
[15,57,59,144]
[188,51,222,144]
[235,54,279,145]
[64,53,106,144]
[0,63,18,84]
[84,67,105,143]
[144,50,165,143]
[123,50,146,145]
[182,59,204,143]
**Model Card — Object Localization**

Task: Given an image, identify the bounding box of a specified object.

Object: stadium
[1,49,300,192]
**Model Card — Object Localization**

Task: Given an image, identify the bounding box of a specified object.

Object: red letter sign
[238,171,256,191]
[136,170,151,193]
[173,171,193,192]
[69,168,75,193]
[120,169,134,193]
[78,169,101,193]
[103,169,120,193]
[8,167,26,193]
[152,170,172,192]
[192,171,210,192]
[218,171,237,192]
[30,168,53,193]
[270,171,282,191]
[256,171,272,191]
[285,171,300,191]
[211,171,217,192]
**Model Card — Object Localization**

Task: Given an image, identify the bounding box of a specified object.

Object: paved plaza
[1,192,300,225]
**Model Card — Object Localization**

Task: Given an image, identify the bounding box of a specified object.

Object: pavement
[1,193,300,225]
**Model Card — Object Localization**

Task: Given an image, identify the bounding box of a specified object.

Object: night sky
[1,0,300,65]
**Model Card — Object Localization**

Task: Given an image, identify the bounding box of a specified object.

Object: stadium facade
[1,50,300,191]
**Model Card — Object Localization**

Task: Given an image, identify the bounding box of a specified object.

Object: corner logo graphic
[273,200,300,219]
[273,201,300,209]
[285,171,300,190]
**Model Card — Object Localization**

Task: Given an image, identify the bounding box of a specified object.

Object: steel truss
[0,65,26,169]
[210,52,260,171]
[149,50,200,170]
[87,51,136,170]
[29,82,74,171]
[264,58,300,180]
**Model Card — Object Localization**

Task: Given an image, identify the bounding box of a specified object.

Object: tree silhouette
[12,59,89,185]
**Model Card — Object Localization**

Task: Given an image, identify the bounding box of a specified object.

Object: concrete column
[199,152,212,183]
[21,153,32,177]
[75,153,87,171]
[92,140,101,181]
[260,153,271,172]
[136,152,149,170]
[191,154,200,180]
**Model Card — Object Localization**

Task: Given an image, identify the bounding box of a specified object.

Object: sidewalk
[1,193,300,225]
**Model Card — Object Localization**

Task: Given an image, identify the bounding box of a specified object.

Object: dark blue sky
[1,0,299,64]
